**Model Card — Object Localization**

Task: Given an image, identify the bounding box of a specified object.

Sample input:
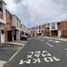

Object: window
[51,23,55,29]
[0,2,2,8]
[0,1,2,14]
[0,8,2,11]
[58,23,60,25]
[39,26,41,29]
[0,8,2,15]
[1,29,4,34]
[39,30,40,32]
[45,24,49,27]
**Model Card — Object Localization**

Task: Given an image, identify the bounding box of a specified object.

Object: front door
[8,31,12,41]
[14,30,16,40]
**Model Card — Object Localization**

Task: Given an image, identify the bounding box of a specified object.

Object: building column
[35,33,36,36]
[0,25,5,43]
[16,30,20,40]
[0,26,1,44]
[58,30,61,37]
[49,30,51,37]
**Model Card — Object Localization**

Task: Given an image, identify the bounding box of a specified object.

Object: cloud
[54,0,67,11]
[22,0,62,18]
[22,0,66,26]
[4,0,17,11]
[14,0,22,4]
[4,0,67,27]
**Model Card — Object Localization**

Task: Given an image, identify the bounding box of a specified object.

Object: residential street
[3,36,67,67]
[1,0,67,67]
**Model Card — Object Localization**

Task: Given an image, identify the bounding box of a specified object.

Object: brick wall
[57,21,67,37]
[4,10,14,42]
[31,30,35,36]
[44,27,50,36]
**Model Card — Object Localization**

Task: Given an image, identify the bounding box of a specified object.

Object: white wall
[1,34,5,43]
[0,25,5,43]
[16,31,20,40]
[58,30,61,37]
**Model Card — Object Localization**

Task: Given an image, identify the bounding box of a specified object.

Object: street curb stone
[0,61,7,67]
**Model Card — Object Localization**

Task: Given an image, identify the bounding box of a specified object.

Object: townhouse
[50,21,67,37]
[44,24,50,36]
[0,0,28,44]
[4,11,27,42]
[21,23,28,34]
[4,10,14,42]
[30,25,44,37]
[49,22,59,37]
[29,23,50,37]
[0,0,6,43]
[58,21,67,37]
[29,20,67,38]
[12,15,21,40]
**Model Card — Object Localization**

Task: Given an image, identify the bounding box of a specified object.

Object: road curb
[44,37,67,42]
[5,42,25,46]
[0,60,7,67]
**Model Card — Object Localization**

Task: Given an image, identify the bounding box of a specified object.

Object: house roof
[0,0,7,5]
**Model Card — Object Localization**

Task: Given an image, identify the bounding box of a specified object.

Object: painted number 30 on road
[19,50,60,65]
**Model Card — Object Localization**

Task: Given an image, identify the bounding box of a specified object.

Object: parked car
[20,34,28,40]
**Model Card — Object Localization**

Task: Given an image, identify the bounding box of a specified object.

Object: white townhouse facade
[49,22,62,37]
[49,22,58,37]
[20,23,29,34]
[16,18,21,40]
[0,0,6,43]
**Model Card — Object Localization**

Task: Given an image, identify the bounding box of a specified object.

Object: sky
[4,0,67,28]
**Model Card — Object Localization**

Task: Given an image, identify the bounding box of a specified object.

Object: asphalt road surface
[3,36,67,67]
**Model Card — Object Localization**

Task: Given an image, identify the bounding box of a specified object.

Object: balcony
[50,23,58,30]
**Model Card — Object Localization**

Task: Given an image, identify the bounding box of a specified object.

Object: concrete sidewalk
[44,36,67,42]
[4,40,27,46]
[0,40,27,67]
[5,42,24,46]
[0,61,7,67]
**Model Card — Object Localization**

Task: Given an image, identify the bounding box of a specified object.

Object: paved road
[3,36,67,67]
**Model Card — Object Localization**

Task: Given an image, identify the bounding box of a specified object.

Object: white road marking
[33,58,41,64]
[55,41,60,43]
[41,40,44,42]
[49,39,60,43]
[44,57,54,62]
[46,42,53,47]
[9,45,24,62]
[19,59,31,64]
[53,56,60,61]
[64,48,67,50]
[19,50,61,65]
[49,40,53,42]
